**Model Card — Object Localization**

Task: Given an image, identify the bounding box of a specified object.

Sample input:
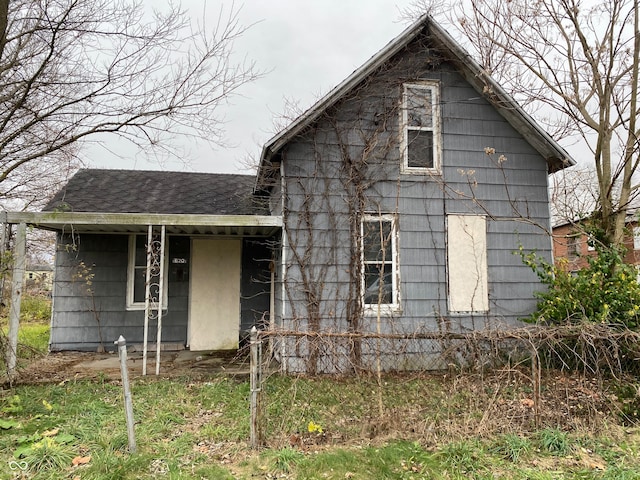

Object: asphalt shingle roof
[43,169,267,216]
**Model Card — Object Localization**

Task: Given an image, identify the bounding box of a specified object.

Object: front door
[188,238,241,350]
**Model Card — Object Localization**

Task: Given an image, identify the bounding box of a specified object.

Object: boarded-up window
[401,82,441,173]
[447,215,488,312]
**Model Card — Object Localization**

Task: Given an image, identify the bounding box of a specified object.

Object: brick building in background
[553,216,640,273]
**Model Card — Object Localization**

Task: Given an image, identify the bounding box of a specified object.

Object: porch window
[126,234,168,310]
[362,214,399,311]
[401,82,441,173]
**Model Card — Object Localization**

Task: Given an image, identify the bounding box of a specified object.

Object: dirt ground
[13,349,252,384]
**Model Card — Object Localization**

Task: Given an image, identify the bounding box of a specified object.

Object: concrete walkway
[16,349,252,384]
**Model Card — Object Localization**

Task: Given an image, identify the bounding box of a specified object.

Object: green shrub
[20,294,51,323]
[518,244,640,328]
[18,323,50,354]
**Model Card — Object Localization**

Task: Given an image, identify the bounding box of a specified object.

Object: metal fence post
[531,346,541,429]
[115,335,137,453]
[250,326,262,448]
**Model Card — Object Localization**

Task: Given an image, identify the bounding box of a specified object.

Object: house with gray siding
[3,15,573,373]
[256,15,573,372]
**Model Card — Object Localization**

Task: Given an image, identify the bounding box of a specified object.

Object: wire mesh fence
[249,324,640,448]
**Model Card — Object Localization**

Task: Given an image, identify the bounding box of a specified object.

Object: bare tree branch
[409,0,640,245]
[0,0,259,210]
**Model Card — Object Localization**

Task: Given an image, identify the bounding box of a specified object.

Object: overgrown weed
[1,368,639,478]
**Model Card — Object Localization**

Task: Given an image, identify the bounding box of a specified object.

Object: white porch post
[143,225,152,376]
[155,225,165,376]
[7,222,26,379]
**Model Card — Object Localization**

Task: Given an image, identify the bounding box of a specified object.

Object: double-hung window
[126,234,168,310]
[362,214,399,311]
[401,82,441,173]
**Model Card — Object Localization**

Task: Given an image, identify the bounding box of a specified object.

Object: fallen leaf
[42,428,59,437]
[521,398,535,408]
[72,456,91,466]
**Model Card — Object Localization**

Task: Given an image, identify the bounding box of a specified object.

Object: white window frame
[362,214,401,314]
[400,81,442,174]
[633,226,640,250]
[126,234,168,310]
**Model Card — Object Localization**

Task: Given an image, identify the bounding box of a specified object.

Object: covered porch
[2,210,281,377]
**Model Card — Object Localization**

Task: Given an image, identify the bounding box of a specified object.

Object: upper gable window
[401,82,441,174]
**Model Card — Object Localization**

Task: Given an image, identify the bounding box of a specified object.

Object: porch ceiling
[2,211,282,237]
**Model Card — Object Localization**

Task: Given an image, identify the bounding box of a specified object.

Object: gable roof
[44,169,267,216]
[257,15,575,188]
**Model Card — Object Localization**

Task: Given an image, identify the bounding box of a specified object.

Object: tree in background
[549,166,600,225]
[406,0,639,247]
[0,0,257,210]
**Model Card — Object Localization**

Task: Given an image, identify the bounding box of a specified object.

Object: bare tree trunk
[0,0,8,60]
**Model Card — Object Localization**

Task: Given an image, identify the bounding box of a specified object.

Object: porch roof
[2,211,282,236]
[44,169,268,216]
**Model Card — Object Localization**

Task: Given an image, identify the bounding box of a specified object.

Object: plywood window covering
[362,214,399,311]
[126,234,168,310]
[447,215,489,313]
[401,82,441,173]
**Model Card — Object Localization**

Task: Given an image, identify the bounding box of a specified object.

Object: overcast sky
[87,1,417,174]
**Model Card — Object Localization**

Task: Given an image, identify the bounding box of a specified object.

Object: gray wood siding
[50,234,190,351]
[273,31,553,371]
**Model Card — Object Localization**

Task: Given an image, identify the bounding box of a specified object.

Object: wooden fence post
[250,326,263,448]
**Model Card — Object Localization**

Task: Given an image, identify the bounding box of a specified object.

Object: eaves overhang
[1,211,282,237]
